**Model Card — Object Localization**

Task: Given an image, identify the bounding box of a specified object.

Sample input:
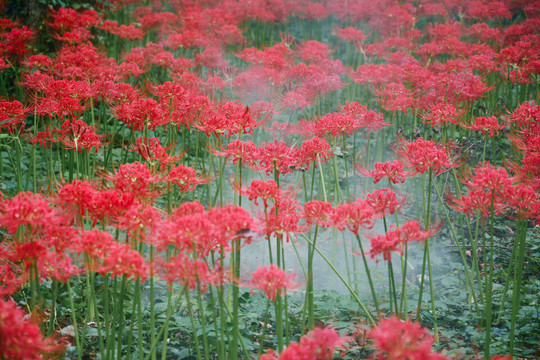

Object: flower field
[0,0,539,359]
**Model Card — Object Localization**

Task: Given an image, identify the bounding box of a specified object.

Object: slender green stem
[484,195,496,360]
[509,219,527,354]
[300,233,376,326]
[67,280,83,360]
[354,233,380,317]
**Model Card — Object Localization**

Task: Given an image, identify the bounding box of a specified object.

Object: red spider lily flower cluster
[506,101,540,190]
[301,188,405,233]
[261,326,347,360]
[245,264,298,301]
[392,137,462,175]
[447,162,540,222]
[157,201,255,257]
[368,220,442,262]
[77,229,149,281]
[0,298,65,360]
[461,116,508,137]
[0,99,29,134]
[356,160,414,184]
[369,317,447,360]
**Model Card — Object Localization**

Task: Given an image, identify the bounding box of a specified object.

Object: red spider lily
[162,164,213,192]
[206,205,255,247]
[0,298,65,360]
[418,102,463,127]
[194,101,271,138]
[302,200,333,228]
[56,119,109,152]
[507,101,539,130]
[147,80,188,105]
[195,46,228,68]
[296,137,334,171]
[98,243,149,281]
[376,82,415,112]
[364,188,406,218]
[86,190,135,226]
[54,27,94,44]
[124,137,186,170]
[356,160,414,184]
[260,196,305,241]
[102,162,162,201]
[0,263,27,296]
[158,204,253,256]
[48,7,100,33]
[98,81,141,104]
[505,183,540,222]
[77,229,148,281]
[173,200,205,218]
[112,98,168,131]
[369,316,446,360]
[207,139,257,166]
[115,202,161,240]
[339,101,388,132]
[392,137,462,175]
[467,0,511,20]
[461,162,514,197]
[233,179,282,207]
[0,99,29,134]
[0,25,34,60]
[333,26,368,43]
[55,179,97,220]
[245,264,298,301]
[157,213,210,253]
[249,139,299,176]
[276,89,311,111]
[312,112,355,138]
[0,58,11,71]
[461,116,507,137]
[368,220,442,262]
[262,326,347,360]
[2,238,79,284]
[0,192,62,236]
[446,162,514,217]
[331,199,375,234]
[157,253,215,292]
[100,20,145,40]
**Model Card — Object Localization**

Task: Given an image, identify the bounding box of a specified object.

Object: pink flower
[370,317,446,359]
[246,264,298,301]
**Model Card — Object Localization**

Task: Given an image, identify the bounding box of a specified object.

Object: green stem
[484,195,496,360]
[300,233,376,326]
[67,280,83,360]
[354,233,380,317]
[509,219,527,354]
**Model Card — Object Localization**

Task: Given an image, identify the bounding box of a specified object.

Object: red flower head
[370,316,447,359]
[461,116,507,137]
[0,298,65,359]
[392,137,461,175]
[163,164,212,192]
[419,102,463,127]
[234,179,282,207]
[264,326,347,360]
[303,200,333,228]
[331,199,375,234]
[296,137,334,170]
[364,188,406,218]
[0,99,29,134]
[369,220,441,262]
[103,162,162,201]
[356,160,414,184]
[246,264,298,301]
